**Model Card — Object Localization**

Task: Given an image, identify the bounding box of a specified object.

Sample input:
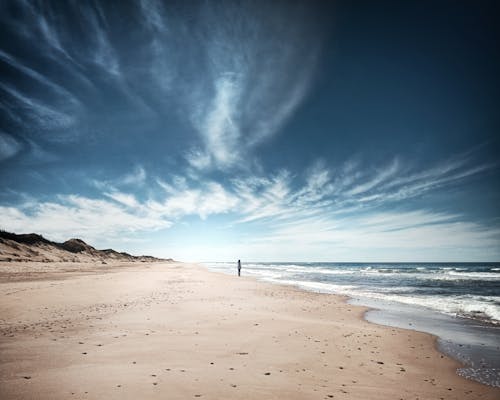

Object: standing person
[237,259,241,277]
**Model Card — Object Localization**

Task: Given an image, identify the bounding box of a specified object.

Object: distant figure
[237,259,241,277]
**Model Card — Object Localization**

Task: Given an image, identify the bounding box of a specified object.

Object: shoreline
[202,261,500,387]
[1,261,498,399]
[353,298,500,388]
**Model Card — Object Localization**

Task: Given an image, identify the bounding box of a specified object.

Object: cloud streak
[150,1,323,170]
[0,131,22,161]
[0,82,76,132]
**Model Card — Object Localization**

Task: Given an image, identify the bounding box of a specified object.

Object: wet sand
[0,261,498,399]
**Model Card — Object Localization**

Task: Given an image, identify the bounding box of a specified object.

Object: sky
[0,0,499,262]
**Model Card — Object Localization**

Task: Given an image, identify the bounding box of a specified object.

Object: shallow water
[349,297,500,387]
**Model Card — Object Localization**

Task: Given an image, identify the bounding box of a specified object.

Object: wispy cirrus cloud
[149,181,238,220]
[135,1,322,170]
[0,131,22,161]
[73,2,121,77]
[13,0,69,58]
[0,1,126,146]
[0,82,76,132]
[186,2,320,170]
[0,50,80,106]
[121,166,147,186]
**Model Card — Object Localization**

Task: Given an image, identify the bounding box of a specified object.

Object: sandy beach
[0,261,498,400]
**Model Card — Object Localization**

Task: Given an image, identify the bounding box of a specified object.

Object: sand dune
[0,231,170,264]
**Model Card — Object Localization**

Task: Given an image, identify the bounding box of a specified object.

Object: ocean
[202,262,500,387]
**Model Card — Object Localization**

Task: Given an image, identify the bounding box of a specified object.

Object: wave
[367,293,500,323]
[447,271,500,279]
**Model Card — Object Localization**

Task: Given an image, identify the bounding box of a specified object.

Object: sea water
[203,262,500,387]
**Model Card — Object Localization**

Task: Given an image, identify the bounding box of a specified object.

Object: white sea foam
[355,291,498,320]
[447,271,500,279]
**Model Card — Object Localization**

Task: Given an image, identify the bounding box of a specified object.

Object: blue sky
[0,0,499,261]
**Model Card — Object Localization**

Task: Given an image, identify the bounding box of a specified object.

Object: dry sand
[0,261,498,400]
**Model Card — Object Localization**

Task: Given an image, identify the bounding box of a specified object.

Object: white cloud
[103,191,139,208]
[121,166,147,186]
[200,76,242,167]
[148,182,238,219]
[0,195,171,244]
[185,149,212,170]
[139,0,167,33]
[346,159,400,196]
